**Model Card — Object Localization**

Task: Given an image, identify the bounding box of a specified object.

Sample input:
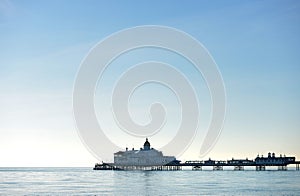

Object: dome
[143,138,150,150]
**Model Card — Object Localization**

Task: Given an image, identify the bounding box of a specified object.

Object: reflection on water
[0,167,300,195]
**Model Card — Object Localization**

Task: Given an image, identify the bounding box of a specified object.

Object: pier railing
[94,155,300,171]
[165,158,300,171]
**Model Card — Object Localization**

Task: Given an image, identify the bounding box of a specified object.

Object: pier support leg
[192,166,202,171]
[213,166,223,171]
[296,164,299,171]
[256,165,266,171]
[234,166,244,171]
[278,165,287,171]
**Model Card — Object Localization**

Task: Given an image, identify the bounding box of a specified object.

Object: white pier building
[114,138,177,167]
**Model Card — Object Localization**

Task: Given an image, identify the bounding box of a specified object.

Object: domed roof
[144,138,150,146]
[143,138,150,150]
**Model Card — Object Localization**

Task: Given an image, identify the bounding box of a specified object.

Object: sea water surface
[0,167,300,195]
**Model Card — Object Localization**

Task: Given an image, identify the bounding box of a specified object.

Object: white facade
[114,139,176,166]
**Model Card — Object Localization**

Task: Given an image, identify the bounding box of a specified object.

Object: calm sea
[0,167,300,195]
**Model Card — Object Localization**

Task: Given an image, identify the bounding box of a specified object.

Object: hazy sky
[1,0,299,166]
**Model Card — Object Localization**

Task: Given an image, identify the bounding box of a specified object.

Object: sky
[0,0,299,166]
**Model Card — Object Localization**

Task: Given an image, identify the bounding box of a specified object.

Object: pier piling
[213,166,223,171]
[278,165,287,171]
[192,166,202,171]
[234,166,244,171]
[256,165,266,171]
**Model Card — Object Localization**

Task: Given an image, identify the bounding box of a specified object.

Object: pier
[169,152,300,171]
[94,152,300,171]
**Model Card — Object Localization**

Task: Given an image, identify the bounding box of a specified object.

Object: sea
[0,167,300,195]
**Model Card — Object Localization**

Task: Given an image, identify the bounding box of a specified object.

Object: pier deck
[94,157,300,171]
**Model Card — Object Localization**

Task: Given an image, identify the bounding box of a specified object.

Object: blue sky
[0,0,299,166]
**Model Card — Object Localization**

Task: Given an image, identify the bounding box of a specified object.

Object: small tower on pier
[143,138,150,150]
